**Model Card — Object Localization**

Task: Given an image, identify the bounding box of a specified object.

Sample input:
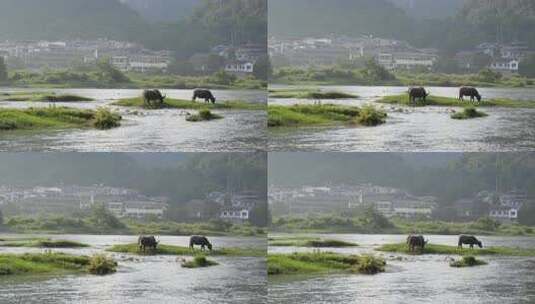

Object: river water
[0,88,266,152]
[268,233,535,304]
[0,234,267,304]
[268,85,535,152]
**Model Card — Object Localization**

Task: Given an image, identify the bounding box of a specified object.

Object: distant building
[106,201,168,219]
[220,207,250,223]
[377,52,437,70]
[490,59,519,73]
[224,60,255,75]
[373,200,435,218]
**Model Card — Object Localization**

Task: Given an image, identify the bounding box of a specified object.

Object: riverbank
[268,88,358,99]
[0,92,93,102]
[377,94,535,108]
[376,242,535,256]
[268,104,386,127]
[268,252,385,276]
[112,97,265,110]
[107,243,265,257]
[0,238,88,248]
[0,107,121,131]
[269,236,358,247]
[270,216,535,236]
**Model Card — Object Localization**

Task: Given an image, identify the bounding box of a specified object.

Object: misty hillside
[0,0,148,41]
[386,0,466,19]
[119,0,199,23]
[268,0,413,39]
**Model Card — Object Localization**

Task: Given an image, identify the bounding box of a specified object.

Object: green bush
[87,254,117,275]
[92,107,121,129]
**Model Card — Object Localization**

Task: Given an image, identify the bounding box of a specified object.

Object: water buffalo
[189,235,212,251]
[192,89,216,104]
[458,235,482,249]
[408,87,429,104]
[407,235,428,252]
[459,87,481,103]
[138,235,159,252]
[143,89,166,107]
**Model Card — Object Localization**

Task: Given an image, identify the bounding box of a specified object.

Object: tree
[0,57,7,82]
[253,55,272,80]
[0,209,3,225]
[96,59,130,83]
[471,53,492,72]
[89,204,125,230]
[362,59,395,82]
[519,54,535,78]
[477,68,502,83]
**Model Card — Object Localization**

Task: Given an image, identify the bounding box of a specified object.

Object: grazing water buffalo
[138,235,159,252]
[143,89,166,107]
[459,87,481,102]
[407,235,428,252]
[189,235,212,251]
[408,87,429,104]
[458,235,482,249]
[192,89,216,103]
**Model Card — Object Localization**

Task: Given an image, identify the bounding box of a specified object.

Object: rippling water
[0,234,267,304]
[0,88,267,152]
[268,85,535,152]
[269,234,535,304]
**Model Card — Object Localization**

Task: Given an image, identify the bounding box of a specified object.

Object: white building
[489,206,520,222]
[106,201,167,219]
[224,60,254,74]
[220,207,250,222]
[490,59,519,73]
[377,52,437,70]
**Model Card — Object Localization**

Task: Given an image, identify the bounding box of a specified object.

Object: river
[0,234,267,304]
[0,88,267,152]
[268,85,535,152]
[268,233,535,304]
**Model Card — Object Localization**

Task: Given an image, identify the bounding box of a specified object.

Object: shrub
[181,255,218,268]
[355,105,387,126]
[93,108,121,129]
[87,254,117,275]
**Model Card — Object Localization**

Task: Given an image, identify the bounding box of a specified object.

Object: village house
[105,200,168,219]
[224,60,255,75]
[219,206,250,223]
[377,52,437,70]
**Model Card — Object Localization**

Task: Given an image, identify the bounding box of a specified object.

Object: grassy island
[376,242,535,256]
[0,106,121,131]
[0,238,89,248]
[451,107,488,119]
[269,236,358,247]
[268,252,385,276]
[181,255,219,268]
[112,97,265,111]
[186,109,223,122]
[449,256,488,267]
[377,94,535,108]
[0,252,117,276]
[0,92,93,102]
[269,88,358,99]
[268,104,386,127]
[106,243,265,257]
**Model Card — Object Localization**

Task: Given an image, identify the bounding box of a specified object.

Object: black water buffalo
[459,87,481,102]
[192,89,216,104]
[189,235,212,251]
[138,235,159,252]
[143,89,166,107]
[407,235,428,252]
[458,235,482,249]
[408,87,429,104]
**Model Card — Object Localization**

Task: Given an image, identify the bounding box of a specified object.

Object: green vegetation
[268,252,385,276]
[376,242,535,256]
[93,107,122,129]
[451,107,488,120]
[107,243,265,257]
[269,236,358,247]
[0,252,90,276]
[185,109,223,122]
[112,97,264,111]
[87,254,118,275]
[0,106,121,131]
[268,104,386,127]
[269,88,358,99]
[0,238,88,248]
[377,94,535,108]
[0,92,93,102]
[271,214,535,236]
[449,256,487,267]
[181,255,219,268]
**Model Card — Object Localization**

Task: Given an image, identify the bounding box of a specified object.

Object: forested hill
[0,0,148,41]
[119,0,198,23]
[268,0,413,39]
[386,0,466,20]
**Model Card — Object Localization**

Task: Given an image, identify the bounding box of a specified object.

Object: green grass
[268,252,385,276]
[269,236,358,247]
[87,254,117,275]
[268,104,386,127]
[185,109,223,122]
[269,89,358,99]
[376,242,535,256]
[377,94,535,108]
[0,92,93,102]
[0,252,90,276]
[181,255,219,268]
[112,97,265,110]
[0,239,89,248]
[449,255,488,267]
[0,106,121,131]
[106,243,265,257]
[451,107,488,119]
